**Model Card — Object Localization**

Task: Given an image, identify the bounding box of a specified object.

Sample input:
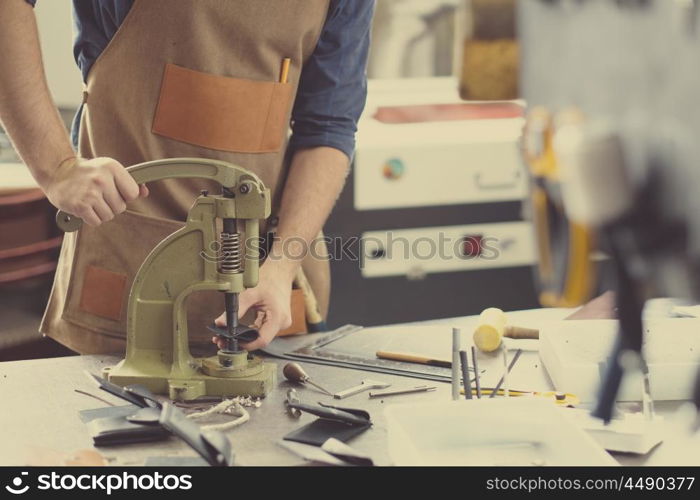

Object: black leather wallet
[87,415,171,446]
[283,402,372,447]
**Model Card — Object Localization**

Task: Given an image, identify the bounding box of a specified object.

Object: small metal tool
[460,350,472,400]
[490,348,523,399]
[285,388,302,418]
[283,362,333,396]
[452,328,461,401]
[502,347,510,398]
[369,385,436,399]
[334,379,391,400]
[471,346,482,399]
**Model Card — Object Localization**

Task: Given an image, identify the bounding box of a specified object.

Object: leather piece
[152,64,294,153]
[79,404,141,424]
[207,288,309,340]
[87,416,171,446]
[127,407,163,425]
[207,324,260,344]
[79,265,127,321]
[124,385,163,408]
[285,402,369,426]
[283,401,372,447]
[158,403,234,466]
[87,373,160,409]
[283,420,371,447]
[317,402,371,421]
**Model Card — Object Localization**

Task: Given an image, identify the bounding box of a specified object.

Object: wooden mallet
[473,307,539,353]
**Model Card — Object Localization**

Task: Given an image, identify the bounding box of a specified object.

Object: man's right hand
[43,157,149,227]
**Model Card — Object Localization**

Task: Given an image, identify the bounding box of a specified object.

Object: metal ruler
[265,325,473,383]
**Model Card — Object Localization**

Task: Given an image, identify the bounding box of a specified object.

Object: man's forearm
[0,0,75,187]
[268,146,350,277]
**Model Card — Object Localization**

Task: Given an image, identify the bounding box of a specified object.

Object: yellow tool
[473,307,539,353]
[460,387,580,406]
[56,158,276,400]
[523,107,597,308]
[376,351,451,368]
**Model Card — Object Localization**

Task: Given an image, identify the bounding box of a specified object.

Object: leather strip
[79,265,127,321]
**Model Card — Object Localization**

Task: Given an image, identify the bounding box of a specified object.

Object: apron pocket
[152,63,294,153]
[79,265,128,320]
[62,210,184,336]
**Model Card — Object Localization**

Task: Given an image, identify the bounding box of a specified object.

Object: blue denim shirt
[27,0,373,159]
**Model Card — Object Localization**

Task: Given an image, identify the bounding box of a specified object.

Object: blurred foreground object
[520,0,700,422]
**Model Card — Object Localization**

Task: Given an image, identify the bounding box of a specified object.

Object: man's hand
[212,146,349,351]
[44,157,148,226]
[213,260,295,351]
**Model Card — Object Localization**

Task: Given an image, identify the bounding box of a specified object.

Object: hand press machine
[57,158,276,400]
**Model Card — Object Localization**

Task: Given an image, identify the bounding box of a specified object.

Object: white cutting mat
[539,319,700,402]
[386,399,616,466]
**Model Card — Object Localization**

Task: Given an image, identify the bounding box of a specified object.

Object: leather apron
[40,0,331,354]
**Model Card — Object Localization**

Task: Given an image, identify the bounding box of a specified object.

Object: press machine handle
[55,157,255,232]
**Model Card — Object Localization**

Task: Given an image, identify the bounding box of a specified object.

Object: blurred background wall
[35,1,82,108]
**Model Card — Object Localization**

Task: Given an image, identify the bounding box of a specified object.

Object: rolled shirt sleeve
[288,0,375,160]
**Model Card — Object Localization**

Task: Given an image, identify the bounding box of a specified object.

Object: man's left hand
[213,260,295,351]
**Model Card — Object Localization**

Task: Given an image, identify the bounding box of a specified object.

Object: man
[0,0,374,353]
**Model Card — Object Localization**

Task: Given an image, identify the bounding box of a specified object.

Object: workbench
[0,308,689,466]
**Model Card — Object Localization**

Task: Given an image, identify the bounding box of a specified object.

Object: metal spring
[220,232,242,273]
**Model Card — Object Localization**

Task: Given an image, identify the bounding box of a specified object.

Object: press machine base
[104,353,276,400]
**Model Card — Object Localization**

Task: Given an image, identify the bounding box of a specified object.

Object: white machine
[355,78,534,280]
